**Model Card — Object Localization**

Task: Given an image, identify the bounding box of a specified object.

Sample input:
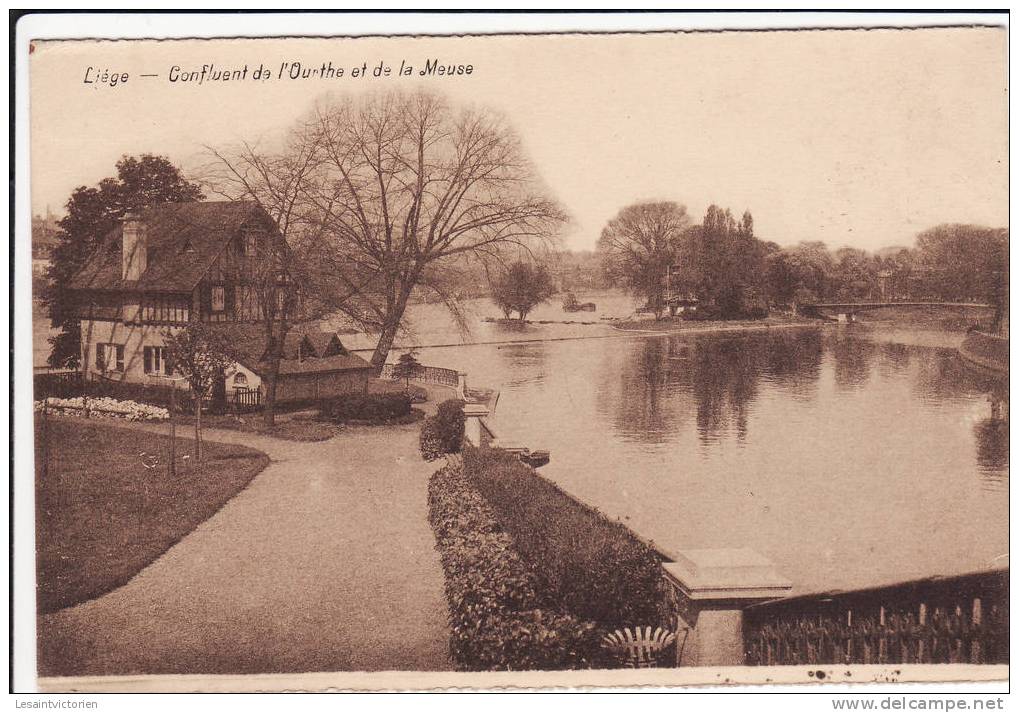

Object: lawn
[174,411,343,442]
[35,416,269,613]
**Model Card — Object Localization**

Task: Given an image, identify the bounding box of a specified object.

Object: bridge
[802,301,992,322]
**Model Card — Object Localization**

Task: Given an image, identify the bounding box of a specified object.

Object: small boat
[562,292,596,313]
[521,449,550,468]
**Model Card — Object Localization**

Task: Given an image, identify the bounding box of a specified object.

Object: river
[387,297,1008,596]
[35,293,1007,596]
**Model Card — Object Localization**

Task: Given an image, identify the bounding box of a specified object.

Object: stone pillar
[462,402,490,447]
[456,372,468,400]
[662,548,792,667]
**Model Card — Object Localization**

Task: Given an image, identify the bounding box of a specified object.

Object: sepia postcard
[13,12,1010,696]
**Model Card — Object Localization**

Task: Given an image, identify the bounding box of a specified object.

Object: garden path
[38,385,456,676]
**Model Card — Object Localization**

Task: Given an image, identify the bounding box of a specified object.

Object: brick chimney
[122,211,147,281]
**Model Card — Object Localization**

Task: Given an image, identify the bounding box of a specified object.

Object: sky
[29,27,1008,252]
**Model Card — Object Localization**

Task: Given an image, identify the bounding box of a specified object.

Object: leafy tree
[691,206,766,317]
[833,247,877,299]
[164,322,237,463]
[42,155,203,368]
[764,250,799,306]
[490,261,556,320]
[597,202,692,319]
[392,351,424,392]
[783,241,836,303]
[914,225,1008,326]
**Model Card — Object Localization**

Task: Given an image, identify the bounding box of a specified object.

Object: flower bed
[428,457,603,671]
[35,396,170,422]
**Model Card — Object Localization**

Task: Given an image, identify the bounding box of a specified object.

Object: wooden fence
[381,363,461,388]
[744,569,1008,665]
[231,388,262,412]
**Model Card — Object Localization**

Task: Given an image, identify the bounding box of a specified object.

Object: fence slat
[743,569,1008,666]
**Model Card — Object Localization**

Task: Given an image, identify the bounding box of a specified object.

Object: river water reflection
[417,325,1008,595]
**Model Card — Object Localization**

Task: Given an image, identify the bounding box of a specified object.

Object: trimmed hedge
[462,446,668,630]
[428,458,603,670]
[320,392,412,424]
[420,399,465,461]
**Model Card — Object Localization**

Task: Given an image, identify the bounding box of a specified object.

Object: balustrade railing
[381,363,461,388]
[744,569,1008,665]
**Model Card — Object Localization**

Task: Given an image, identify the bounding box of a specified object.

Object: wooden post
[971,598,983,663]
[41,397,50,480]
[169,383,176,478]
[918,602,927,662]
[877,606,887,663]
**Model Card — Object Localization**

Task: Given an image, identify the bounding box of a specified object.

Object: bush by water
[428,458,602,670]
[420,399,465,460]
[462,446,668,629]
[320,392,414,424]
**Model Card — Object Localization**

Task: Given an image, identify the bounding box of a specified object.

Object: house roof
[210,323,370,377]
[272,352,371,376]
[68,201,270,293]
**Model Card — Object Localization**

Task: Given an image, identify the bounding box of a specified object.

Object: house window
[96,343,125,372]
[233,372,248,387]
[144,346,171,375]
[211,285,226,312]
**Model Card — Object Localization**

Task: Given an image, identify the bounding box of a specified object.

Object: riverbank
[350,316,829,354]
[959,331,1009,375]
[610,314,822,335]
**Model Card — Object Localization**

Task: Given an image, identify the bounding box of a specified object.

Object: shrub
[681,304,723,321]
[741,306,769,320]
[320,392,412,423]
[428,459,603,670]
[420,399,466,460]
[435,399,466,452]
[462,446,668,630]
[419,417,444,461]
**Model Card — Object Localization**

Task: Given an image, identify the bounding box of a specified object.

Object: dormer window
[181,240,196,254]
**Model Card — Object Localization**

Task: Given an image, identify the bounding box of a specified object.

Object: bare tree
[597,202,692,319]
[202,134,375,426]
[302,89,567,370]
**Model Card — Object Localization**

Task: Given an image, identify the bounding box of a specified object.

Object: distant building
[68,200,371,402]
[32,208,60,276]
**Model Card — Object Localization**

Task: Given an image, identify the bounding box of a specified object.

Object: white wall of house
[80,318,262,396]
[228,362,263,396]
[80,319,181,384]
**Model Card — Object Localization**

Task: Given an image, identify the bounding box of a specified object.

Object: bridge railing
[743,568,1008,666]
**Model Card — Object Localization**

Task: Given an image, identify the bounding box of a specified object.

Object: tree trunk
[194,396,203,463]
[263,368,279,428]
[261,322,289,429]
[369,287,414,373]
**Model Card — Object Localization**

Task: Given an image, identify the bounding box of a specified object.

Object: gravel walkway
[38,387,454,676]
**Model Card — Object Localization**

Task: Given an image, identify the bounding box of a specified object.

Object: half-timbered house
[69,201,370,404]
